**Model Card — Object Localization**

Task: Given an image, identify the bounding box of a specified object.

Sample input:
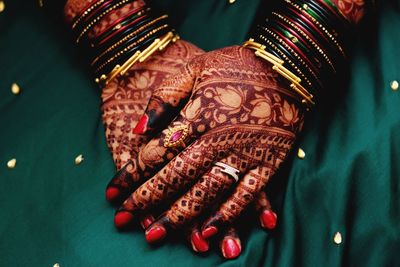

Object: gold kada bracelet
[96,31,179,86]
[243,39,315,107]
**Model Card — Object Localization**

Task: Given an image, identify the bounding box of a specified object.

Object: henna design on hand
[63,0,204,203]
[115,46,305,236]
[102,40,204,202]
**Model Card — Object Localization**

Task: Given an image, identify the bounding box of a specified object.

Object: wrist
[247,0,364,107]
[64,0,177,87]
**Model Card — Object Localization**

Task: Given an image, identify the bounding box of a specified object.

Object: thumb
[132,62,198,135]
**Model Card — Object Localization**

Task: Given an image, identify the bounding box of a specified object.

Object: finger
[142,154,244,242]
[164,155,246,229]
[139,213,156,230]
[114,140,215,229]
[188,222,209,253]
[105,160,139,203]
[133,62,198,135]
[220,226,242,260]
[202,165,271,239]
[254,191,277,230]
[144,213,169,244]
[106,104,201,204]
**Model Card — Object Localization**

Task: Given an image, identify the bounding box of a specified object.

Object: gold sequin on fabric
[11,83,21,94]
[390,80,399,91]
[75,154,84,165]
[297,148,306,159]
[228,0,236,3]
[53,263,60,267]
[333,232,342,244]
[7,158,16,169]
[0,1,5,12]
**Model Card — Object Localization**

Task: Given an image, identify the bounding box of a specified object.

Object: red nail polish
[202,226,218,239]
[191,232,209,253]
[260,210,277,230]
[145,226,167,243]
[222,238,241,259]
[105,187,120,202]
[114,211,134,229]
[140,214,155,229]
[132,114,149,134]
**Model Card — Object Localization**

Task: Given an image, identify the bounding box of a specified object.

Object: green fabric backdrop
[0,0,399,266]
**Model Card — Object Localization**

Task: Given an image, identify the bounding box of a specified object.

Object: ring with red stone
[163,124,189,148]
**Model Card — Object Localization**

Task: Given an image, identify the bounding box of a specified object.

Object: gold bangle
[91,15,169,67]
[271,12,336,73]
[93,24,168,74]
[76,0,133,44]
[243,39,315,107]
[284,0,346,58]
[96,31,179,86]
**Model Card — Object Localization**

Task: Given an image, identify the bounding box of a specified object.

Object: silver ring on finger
[214,162,240,182]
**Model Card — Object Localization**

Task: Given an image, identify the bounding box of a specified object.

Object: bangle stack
[69,0,178,87]
[246,0,352,108]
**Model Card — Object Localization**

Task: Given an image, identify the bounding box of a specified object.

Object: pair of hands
[102,41,305,258]
[65,0,305,259]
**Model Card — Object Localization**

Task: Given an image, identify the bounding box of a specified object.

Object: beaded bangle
[271,12,336,73]
[268,25,319,74]
[93,24,169,75]
[69,0,177,89]
[76,0,135,43]
[92,22,169,73]
[270,21,330,77]
[247,0,355,105]
[257,34,314,89]
[92,10,148,48]
[90,6,147,45]
[90,15,168,66]
[283,4,344,68]
[284,0,346,57]
[72,0,107,30]
[262,27,322,89]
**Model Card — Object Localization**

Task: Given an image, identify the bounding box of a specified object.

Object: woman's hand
[113,45,304,255]
[64,0,203,202]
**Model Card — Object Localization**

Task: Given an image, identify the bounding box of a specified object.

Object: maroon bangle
[269,27,318,74]
[94,5,145,38]
[97,13,148,46]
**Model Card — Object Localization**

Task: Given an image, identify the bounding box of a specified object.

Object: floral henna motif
[102,40,203,203]
[116,46,304,232]
[332,0,366,24]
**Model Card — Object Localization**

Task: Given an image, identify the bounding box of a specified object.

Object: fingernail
[105,187,121,202]
[222,238,241,259]
[114,211,134,229]
[145,226,167,243]
[191,231,209,253]
[260,210,277,230]
[132,114,149,134]
[140,214,155,229]
[201,226,218,239]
